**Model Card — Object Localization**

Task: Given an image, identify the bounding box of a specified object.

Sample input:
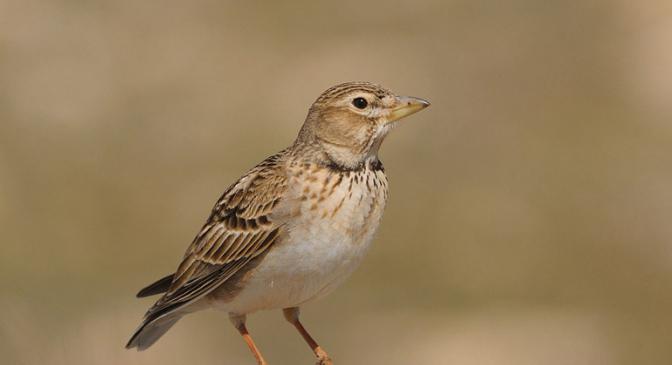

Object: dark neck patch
[325,158,384,173]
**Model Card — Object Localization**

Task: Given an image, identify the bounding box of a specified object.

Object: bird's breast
[286,162,389,248]
[259,162,388,305]
[218,162,390,314]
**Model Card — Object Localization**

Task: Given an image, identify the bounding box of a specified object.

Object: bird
[126,81,430,365]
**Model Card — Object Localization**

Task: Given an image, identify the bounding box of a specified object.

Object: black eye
[352,97,368,109]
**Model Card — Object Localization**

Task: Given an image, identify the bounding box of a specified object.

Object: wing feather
[141,152,288,321]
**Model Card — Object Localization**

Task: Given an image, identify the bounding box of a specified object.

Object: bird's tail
[126,311,183,351]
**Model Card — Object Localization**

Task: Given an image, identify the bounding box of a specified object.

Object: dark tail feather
[136,274,174,298]
[126,311,182,351]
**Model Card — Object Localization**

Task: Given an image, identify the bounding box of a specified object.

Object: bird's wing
[144,152,288,320]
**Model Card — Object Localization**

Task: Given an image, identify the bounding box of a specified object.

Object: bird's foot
[315,348,333,365]
[316,357,333,365]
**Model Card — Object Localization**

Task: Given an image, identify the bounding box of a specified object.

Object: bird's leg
[283,307,333,365]
[230,313,268,365]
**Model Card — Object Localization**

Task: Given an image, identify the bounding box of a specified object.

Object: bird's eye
[352,97,368,109]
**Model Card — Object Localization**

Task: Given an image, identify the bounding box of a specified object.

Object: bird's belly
[232,230,373,313]
[219,168,387,315]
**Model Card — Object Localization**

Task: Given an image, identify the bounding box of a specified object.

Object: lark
[126,81,430,364]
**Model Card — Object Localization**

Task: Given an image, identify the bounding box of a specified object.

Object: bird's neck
[290,139,381,172]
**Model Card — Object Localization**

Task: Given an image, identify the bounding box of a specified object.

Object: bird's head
[297,81,430,169]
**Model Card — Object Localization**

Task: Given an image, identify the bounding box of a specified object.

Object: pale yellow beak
[387,96,431,122]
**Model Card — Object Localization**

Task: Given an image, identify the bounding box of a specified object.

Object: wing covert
[146,152,288,319]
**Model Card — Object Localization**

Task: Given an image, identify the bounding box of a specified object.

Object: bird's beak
[387,96,431,123]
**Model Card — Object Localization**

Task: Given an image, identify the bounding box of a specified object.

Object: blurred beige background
[2,1,672,364]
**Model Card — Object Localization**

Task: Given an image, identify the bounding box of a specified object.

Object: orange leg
[230,314,268,365]
[283,307,333,365]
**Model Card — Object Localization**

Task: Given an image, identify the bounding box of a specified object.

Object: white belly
[218,165,388,315]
